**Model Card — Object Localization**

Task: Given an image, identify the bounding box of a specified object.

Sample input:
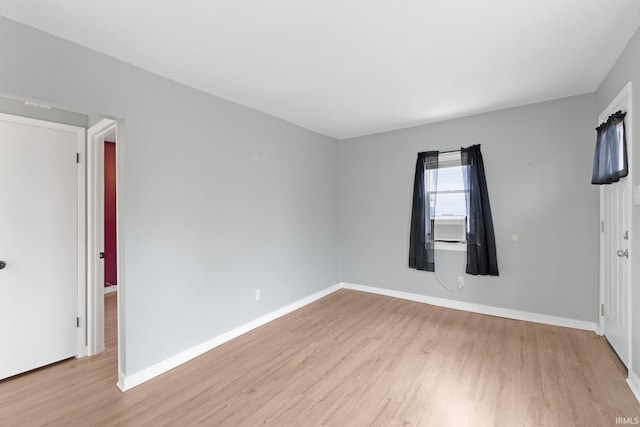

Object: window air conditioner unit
[433,216,467,242]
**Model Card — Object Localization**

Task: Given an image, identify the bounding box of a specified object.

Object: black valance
[592,111,627,185]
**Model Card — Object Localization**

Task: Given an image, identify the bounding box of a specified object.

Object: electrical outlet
[457,276,464,290]
[255,289,261,301]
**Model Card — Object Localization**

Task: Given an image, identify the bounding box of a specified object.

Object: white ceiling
[1,1,639,139]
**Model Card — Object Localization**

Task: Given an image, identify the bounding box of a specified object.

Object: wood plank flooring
[1,289,639,426]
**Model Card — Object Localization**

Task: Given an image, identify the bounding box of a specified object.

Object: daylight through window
[427,152,467,243]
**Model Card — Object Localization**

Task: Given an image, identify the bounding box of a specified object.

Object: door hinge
[76,153,80,164]
[76,317,80,328]
[99,252,105,259]
[601,304,604,316]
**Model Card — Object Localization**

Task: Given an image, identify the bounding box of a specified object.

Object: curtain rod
[439,148,461,154]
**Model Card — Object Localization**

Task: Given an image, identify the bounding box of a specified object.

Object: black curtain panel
[461,145,499,276]
[592,110,628,185]
[409,151,439,272]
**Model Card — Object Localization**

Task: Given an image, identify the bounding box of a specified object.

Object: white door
[0,113,84,380]
[599,82,632,368]
[601,179,630,367]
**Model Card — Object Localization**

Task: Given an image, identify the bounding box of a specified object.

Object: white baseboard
[117,372,126,392]
[118,283,342,391]
[340,282,598,332]
[118,280,600,392]
[628,370,640,405]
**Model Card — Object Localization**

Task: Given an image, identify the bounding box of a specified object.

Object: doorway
[87,119,119,356]
[104,138,118,292]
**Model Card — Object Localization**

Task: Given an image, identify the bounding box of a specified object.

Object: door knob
[0,261,5,269]
[617,250,629,258]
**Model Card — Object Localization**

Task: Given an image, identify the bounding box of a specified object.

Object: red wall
[104,141,117,286]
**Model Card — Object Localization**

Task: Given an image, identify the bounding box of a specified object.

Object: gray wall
[0,13,622,380]
[340,94,599,321]
[0,17,341,375]
[596,26,640,377]
[0,95,88,127]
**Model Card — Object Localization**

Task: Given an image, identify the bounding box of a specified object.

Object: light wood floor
[1,290,639,426]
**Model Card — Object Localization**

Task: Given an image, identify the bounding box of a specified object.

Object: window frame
[430,151,467,252]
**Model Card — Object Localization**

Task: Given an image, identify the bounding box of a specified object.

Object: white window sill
[435,241,466,252]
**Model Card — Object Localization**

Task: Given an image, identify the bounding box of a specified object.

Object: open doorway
[87,119,119,357]
[0,95,123,385]
[104,136,118,293]
[103,133,118,356]
[103,135,118,362]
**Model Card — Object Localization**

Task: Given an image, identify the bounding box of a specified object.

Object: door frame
[598,81,633,371]
[87,118,117,356]
[0,112,87,359]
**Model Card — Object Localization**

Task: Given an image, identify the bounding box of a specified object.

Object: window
[428,151,467,250]
[409,145,498,275]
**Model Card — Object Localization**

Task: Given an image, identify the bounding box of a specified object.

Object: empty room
[1,1,640,425]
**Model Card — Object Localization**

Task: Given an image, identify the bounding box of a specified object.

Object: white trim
[117,283,342,391]
[599,82,633,123]
[438,150,462,165]
[117,280,603,391]
[626,83,633,372]
[598,81,633,370]
[628,370,640,405]
[87,119,116,357]
[114,120,125,392]
[0,111,78,132]
[597,159,605,337]
[341,282,598,331]
[434,241,466,252]
[76,127,87,359]
[117,373,126,392]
